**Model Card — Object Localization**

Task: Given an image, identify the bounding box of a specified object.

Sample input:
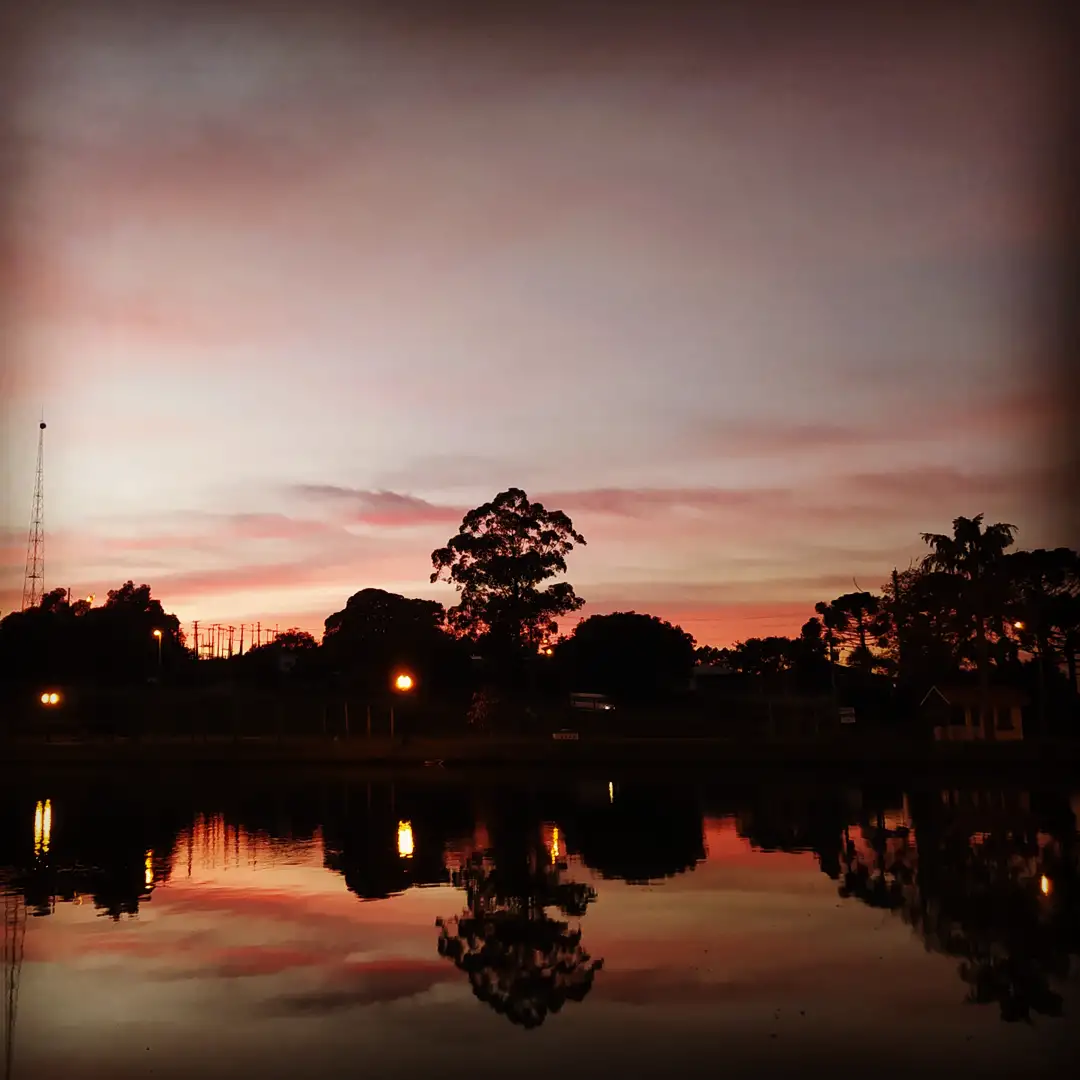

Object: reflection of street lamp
[390,672,415,738]
[1040,874,1052,896]
[397,820,414,858]
[153,628,162,667]
[34,799,51,856]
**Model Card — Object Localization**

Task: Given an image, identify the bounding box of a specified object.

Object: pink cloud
[684,385,1056,461]
[292,486,466,529]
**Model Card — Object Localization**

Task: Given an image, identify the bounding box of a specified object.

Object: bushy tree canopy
[431,488,586,657]
[555,611,696,701]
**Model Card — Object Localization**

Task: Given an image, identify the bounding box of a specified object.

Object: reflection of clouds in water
[2,774,1078,1080]
[266,962,458,1016]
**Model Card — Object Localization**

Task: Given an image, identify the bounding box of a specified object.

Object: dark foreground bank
[3,731,1079,778]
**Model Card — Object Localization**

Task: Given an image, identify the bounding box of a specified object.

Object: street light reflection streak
[398,820,414,858]
[145,850,154,887]
[34,799,52,855]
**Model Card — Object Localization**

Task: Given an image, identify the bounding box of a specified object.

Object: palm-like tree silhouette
[920,515,1017,725]
[435,833,602,1028]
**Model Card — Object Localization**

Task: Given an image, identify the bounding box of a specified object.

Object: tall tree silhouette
[431,489,586,680]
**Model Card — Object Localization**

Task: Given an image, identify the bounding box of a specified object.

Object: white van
[569,692,615,712]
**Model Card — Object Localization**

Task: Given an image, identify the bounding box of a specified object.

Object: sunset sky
[0,2,1071,646]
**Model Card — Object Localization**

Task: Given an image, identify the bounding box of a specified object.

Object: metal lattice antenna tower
[21,420,46,610]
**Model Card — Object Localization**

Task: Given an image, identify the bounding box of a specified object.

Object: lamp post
[153,629,163,668]
[390,672,415,739]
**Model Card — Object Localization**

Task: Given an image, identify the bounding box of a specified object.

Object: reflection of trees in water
[436,805,603,1028]
[564,786,705,884]
[322,784,474,902]
[839,791,1079,1024]
[733,789,852,882]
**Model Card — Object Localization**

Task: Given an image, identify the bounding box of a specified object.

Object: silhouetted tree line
[702,516,1080,722]
[3,496,1077,723]
[0,582,184,688]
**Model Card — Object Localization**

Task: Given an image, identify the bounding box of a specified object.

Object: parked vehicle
[569,692,615,712]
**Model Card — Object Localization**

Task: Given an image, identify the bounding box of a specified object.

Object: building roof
[920,684,1030,708]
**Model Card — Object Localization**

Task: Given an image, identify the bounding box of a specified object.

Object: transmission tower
[21,421,46,610]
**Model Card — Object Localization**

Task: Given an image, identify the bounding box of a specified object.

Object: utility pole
[192,621,199,659]
[238,624,245,655]
[227,626,235,659]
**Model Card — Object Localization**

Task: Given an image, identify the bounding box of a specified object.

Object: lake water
[1,771,1077,1079]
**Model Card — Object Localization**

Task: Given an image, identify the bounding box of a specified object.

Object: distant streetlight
[153,628,163,667]
[1013,621,1025,630]
[40,691,61,706]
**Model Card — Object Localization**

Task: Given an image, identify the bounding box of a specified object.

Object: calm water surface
[1,772,1077,1079]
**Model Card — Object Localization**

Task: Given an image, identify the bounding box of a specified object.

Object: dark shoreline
[3,734,1078,782]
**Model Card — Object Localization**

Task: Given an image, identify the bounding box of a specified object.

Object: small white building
[920,685,1027,742]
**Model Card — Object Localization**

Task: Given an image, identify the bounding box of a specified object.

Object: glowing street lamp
[40,691,61,706]
[153,628,163,667]
[1013,621,1025,630]
[390,672,415,738]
